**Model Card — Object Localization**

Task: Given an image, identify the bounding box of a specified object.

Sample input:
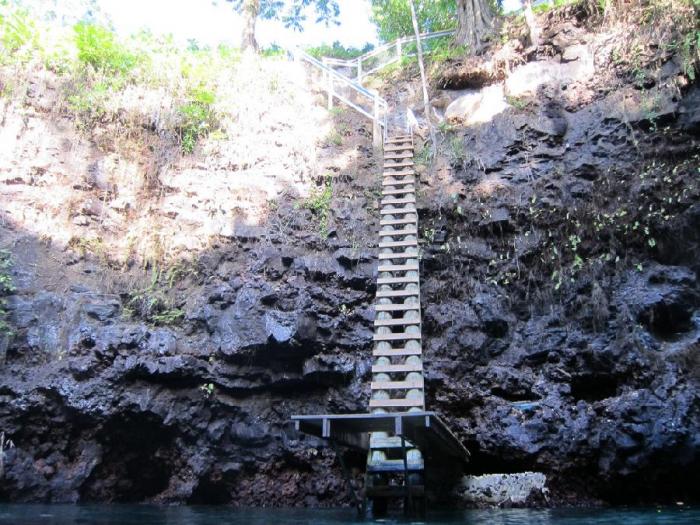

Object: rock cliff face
[1,6,699,507]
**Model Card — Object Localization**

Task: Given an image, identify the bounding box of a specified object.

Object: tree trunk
[409,0,436,156]
[241,0,260,53]
[454,0,495,52]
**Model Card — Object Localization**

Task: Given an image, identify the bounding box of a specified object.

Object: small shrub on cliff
[0,8,39,61]
[0,250,15,335]
[73,22,137,76]
[177,87,217,154]
[300,175,333,238]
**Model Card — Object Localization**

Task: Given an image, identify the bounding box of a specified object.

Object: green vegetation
[370,0,456,41]
[306,41,374,60]
[532,0,580,14]
[178,87,218,154]
[73,22,138,75]
[301,175,334,238]
[124,264,196,326]
[506,95,529,110]
[0,250,14,336]
[0,4,231,155]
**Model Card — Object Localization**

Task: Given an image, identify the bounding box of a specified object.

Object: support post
[357,57,363,83]
[397,40,402,61]
[323,58,333,110]
[372,94,382,150]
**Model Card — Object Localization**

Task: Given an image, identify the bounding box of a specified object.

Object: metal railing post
[357,57,363,83]
[322,57,333,110]
[372,94,382,149]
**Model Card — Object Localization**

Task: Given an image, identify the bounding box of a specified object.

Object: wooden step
[377,263,419,272]
[382,176,416,186]
[382,169,415,177]
[378,226,418,235]
[384,152,413,160]
[382,188,414,196]
[371,362,423,373]
[381,196,416,206]
[373,345,422,357]
[376,275,419,285]
[375,303,420,312]
[373,332,421,342]
[367,459,424,471]
[378,252,418,260]
[374,317,421,327]
[385,139,412,146]
[370,436,407,448]
[369,398,424,409]
[376,289,419,299]
[379,207,416,216]
[384,144,414,153]
[383,161,414,169]
[371,378,424,390]
[378,240,418,249]
[379,218,416,226]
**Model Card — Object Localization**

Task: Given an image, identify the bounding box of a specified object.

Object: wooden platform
[291,411,470,464]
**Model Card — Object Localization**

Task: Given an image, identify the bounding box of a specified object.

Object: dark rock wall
[1,12,699,508]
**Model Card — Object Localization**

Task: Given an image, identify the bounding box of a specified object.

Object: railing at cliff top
[291,47,389,144]
[322,30,456,84]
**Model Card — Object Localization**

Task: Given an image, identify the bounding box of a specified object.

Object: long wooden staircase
[291,52,469,519]
[365,133,426,515]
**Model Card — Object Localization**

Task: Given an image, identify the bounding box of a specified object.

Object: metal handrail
[291,47,389,140]
[322,30,456,83]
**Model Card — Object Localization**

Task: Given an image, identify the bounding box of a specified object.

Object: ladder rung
[377,263,419,272]
[377,276,419,285]
[373,345,422,356]
[382,188,414,196]
[379,207,416,215]
[381,197,416,206]
[378,227,418,235]
[384,161,414,169]
[373,332,421,342]
[378,240,418,248]
[378,252,418,261]
[369,398,424,408]
[370,436,407,448]
[385,152,413,160]
[379,218,416,226]
[374,318,420,327]
[376,288,419,298]
[375,303,420,312]
[384,145,414,153]
[371,379,424,390]
[382,177,416,186]
[382,170,415,177]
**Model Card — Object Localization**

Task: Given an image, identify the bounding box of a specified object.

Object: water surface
[0,505,697,525]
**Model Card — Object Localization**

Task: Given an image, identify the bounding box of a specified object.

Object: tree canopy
[225,0,340,51]
[370,0,457,42]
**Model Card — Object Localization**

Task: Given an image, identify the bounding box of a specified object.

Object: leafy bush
[66,81,109,123]
[0,250,15,336]
[306,40,374,60]
[301,175,333,237]
[178,87,217,154]
[0,8,39,61]
[370,0,456,41]
[73,22,137,75]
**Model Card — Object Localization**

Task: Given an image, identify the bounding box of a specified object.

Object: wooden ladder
[364,134,426,516]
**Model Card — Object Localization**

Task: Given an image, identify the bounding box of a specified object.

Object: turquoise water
[0,506,698,525]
